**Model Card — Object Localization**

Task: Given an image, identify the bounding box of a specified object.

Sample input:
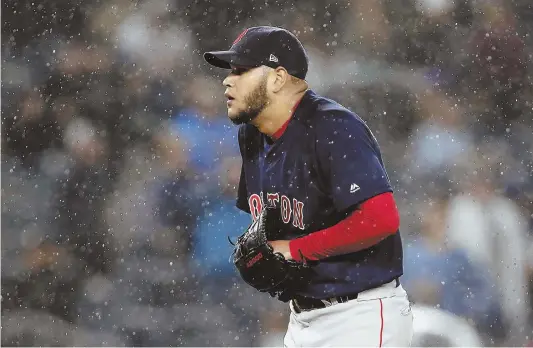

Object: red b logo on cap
[232,28,249,46]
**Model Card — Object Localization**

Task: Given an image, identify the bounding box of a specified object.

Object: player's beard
[230,76,269,125]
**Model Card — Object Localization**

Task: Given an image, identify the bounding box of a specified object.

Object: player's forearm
[289,192,399,261]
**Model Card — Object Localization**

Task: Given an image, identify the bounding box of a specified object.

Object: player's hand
[268,240,293,260]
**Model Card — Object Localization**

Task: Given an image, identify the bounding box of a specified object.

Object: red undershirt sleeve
[289,192,400,261]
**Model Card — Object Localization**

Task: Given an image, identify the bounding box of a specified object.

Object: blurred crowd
[2,0,533,346]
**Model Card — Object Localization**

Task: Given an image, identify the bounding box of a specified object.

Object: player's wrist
[289,239,303,262]
[269,240,294,260]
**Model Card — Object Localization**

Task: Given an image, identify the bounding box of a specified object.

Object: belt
[292,278,400,314]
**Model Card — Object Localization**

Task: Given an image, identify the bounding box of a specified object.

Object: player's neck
[252,89,307,137]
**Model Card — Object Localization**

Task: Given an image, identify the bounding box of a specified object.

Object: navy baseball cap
[204,26,309,80]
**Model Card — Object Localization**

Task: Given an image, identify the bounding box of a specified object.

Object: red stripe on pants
[379,299,384,347]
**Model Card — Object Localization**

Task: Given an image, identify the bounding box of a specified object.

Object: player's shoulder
[301,90,368,132]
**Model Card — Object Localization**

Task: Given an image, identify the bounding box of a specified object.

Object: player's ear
[269,67,289,93]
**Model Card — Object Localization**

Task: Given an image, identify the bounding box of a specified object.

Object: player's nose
[223,74,235,88]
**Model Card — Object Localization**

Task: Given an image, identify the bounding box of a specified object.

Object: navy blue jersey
[236,90,403,299]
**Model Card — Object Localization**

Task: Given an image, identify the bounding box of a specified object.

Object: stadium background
[2,0,533,346]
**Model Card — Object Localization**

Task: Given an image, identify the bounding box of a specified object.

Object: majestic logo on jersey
[350,183,360,193]
[248,192,305,230]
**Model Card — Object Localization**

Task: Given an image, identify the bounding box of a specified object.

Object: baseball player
[204,26,413,347]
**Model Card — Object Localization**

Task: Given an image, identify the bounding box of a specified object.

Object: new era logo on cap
[269,54,279,63]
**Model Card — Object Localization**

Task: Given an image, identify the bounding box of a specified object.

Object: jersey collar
[270,89,312,141]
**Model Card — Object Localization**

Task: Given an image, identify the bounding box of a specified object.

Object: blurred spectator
[2,89,62,170]
[113,0,195,75]
[403,197,503,340]
[53,118,116,275]
[456,0,530,137]
[340,0,392,58]
[105,126,202,257]
[170,76,240,181]
[191,156,249,280]
[155,128,207,254]
[407,90,474,178]
[446,162,530,345]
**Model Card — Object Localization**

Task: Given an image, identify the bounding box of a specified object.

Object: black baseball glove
[231,205,312,302]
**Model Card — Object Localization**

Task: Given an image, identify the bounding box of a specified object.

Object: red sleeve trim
[289,192,399,261]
